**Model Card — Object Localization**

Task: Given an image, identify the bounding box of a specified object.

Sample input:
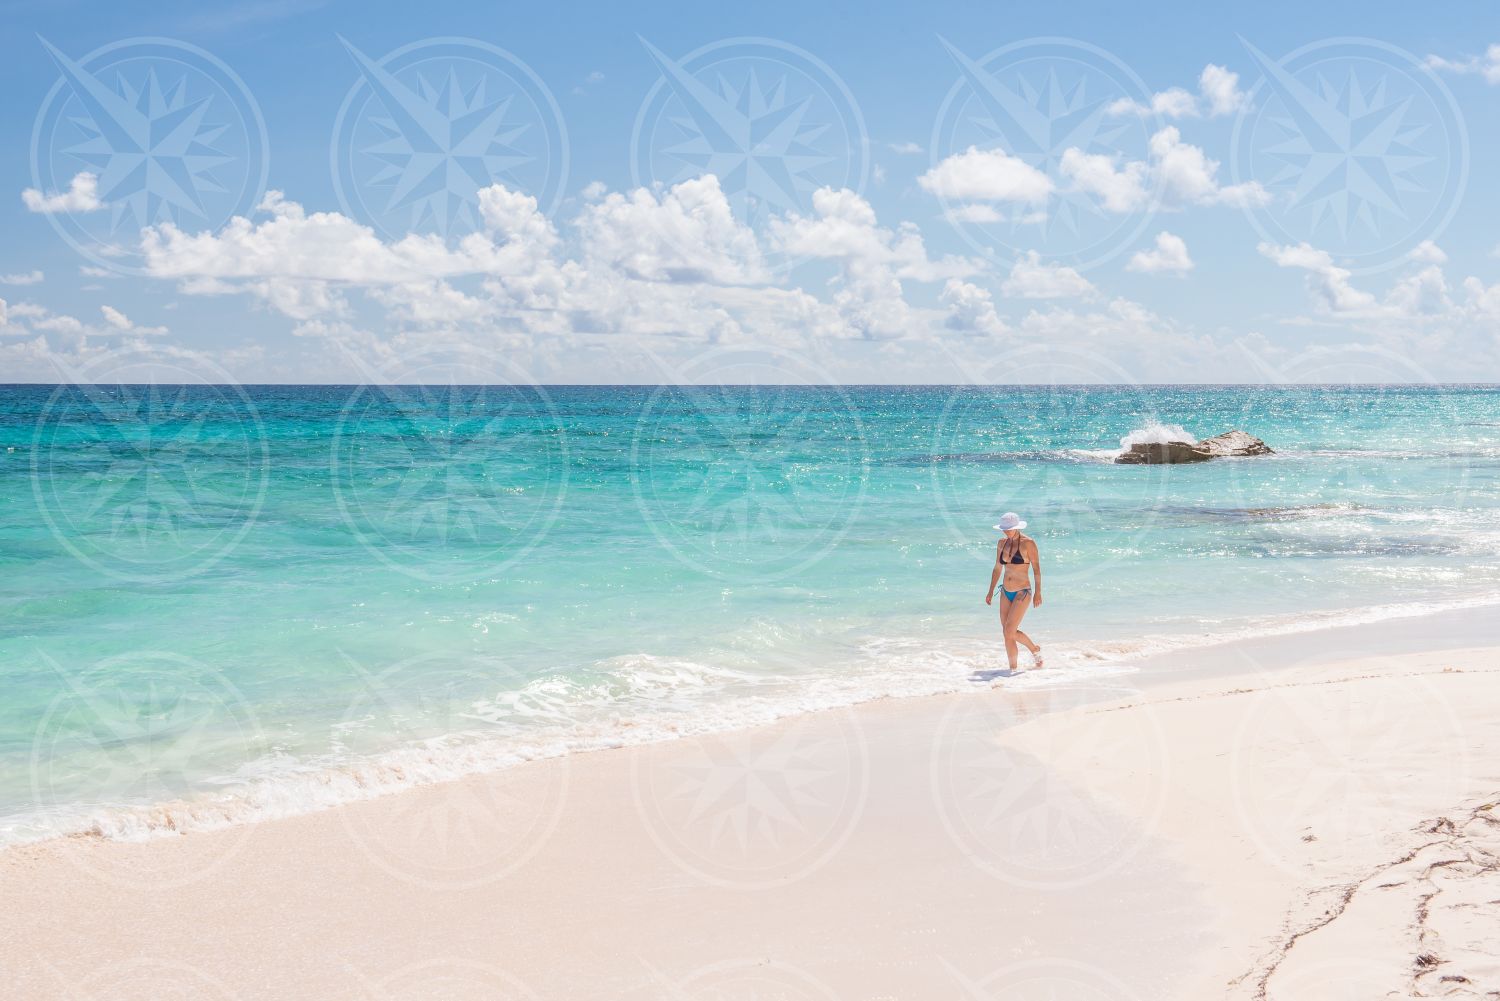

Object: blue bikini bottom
[1001,587,1031,603]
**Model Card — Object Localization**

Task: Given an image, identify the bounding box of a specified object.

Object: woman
[984,512,1044,673]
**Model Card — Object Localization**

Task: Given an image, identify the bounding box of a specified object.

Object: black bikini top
[1001,539,1028,564]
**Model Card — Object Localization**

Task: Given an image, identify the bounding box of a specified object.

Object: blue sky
[1,0,1497,383]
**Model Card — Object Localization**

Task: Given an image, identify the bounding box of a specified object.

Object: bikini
[999,540,1031,603]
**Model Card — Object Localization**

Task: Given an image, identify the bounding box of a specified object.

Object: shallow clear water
[2,383,1498,842]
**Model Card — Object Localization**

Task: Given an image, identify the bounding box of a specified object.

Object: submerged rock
[1114,429,1272,464]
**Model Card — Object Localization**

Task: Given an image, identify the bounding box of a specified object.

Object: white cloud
[1258,241,1376,314]
[576,175,767,285]
[101,305,168,335]
[1199,64,1248,116]
[0,298,7,329]
[0,298,166,339]
[1425,44,1500,84]
[940,279,1008,336]
[1408,240,1447,265]
[918,146,1053,203]
[1127,232,1194,274]
[1109,87,1197,119]
[1059,148,1150,212]
[1148,127,1268,207]
[22,172,104,214]
[1062,127,1268,212]
[141,178,970,346]
[944,203,1005,224]
[1258,241,1463,323]
[0,270,44,286]
[144,188,555,286]
[771,187,976,338]
[887,141,923,154]
[1001,251,1096,299]
[1109,64,1250,119]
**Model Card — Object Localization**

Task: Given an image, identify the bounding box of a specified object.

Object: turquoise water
[3,383,1499,842]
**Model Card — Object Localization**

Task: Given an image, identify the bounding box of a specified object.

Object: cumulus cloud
[1109,64,1250,118]
[1127,232,1195,274]
[1,270,43,286]
[1059,149,1150,212]
[1061,127,1268,212]
[1147,127,1268,207]
[940,279,1008,336]
[944,203,1005,224]
[95,305,167,334]
[1408,240,1447,265]
[22,172,104,214]
[1001,251,1096,299]
[918,146,1053,203]
[0,297,166,340]
[888,141,923,154]
[1426,44,1500,84]
[1257,241,1376,314]
[1198,64,1249,116]
[1258,241,1469,324]
[577,175,768,284]
[1108,87,1197,119]
[139,177,981,346]
[771,187,976,337]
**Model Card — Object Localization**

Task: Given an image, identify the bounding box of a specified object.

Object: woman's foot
[1030,646,1045,668]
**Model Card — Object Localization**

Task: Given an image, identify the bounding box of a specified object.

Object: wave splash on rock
[1114,427,1273,465]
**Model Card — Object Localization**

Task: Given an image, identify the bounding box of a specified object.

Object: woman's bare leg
[999,591,1034,671]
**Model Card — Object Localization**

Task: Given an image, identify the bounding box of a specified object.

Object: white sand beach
[2,609,1498,1000]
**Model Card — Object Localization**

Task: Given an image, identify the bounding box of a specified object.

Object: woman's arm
[1029,539,1043,606]
[985,543,1002,604]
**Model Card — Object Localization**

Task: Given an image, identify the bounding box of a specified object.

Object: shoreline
[5,591,1500,852]
[2,609,1499,997]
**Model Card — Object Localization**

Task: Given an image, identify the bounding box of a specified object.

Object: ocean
[2,383,1498,844]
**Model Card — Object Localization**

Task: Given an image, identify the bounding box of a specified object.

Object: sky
[1,0,1498,384]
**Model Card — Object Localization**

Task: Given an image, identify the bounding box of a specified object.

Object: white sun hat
[993,512,1027,532]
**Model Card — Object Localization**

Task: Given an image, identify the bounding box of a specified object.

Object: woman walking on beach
[984,512,1044,673]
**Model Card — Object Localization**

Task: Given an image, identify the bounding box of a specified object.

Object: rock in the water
[1196,430,1273,457]
[1114,428,1274,464]
[1114,440,1213,464]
